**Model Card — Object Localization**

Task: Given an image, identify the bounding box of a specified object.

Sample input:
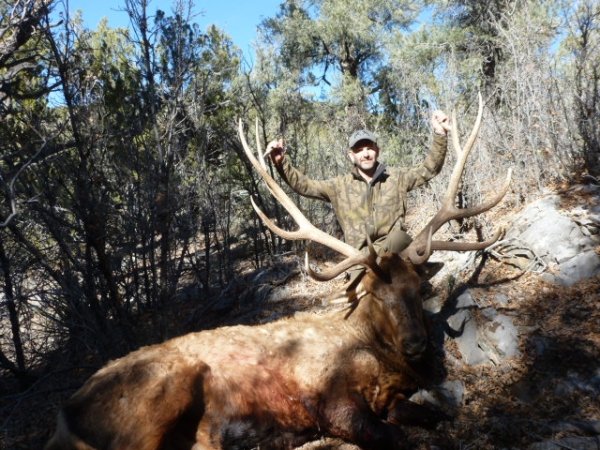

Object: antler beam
[402,93,512,265]
[238,119,375,278]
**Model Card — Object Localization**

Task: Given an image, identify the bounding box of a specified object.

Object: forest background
[0,0,599,442]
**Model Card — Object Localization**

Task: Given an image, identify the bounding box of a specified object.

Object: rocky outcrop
[426,184,600,368]
[506,184,600,286]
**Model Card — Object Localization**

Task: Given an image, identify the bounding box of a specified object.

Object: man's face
[348,140,379,172]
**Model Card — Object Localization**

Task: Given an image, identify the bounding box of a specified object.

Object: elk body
[45,94,511,450]
[45,255,437,450]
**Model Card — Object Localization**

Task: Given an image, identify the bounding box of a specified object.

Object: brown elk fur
[45,254,444,450]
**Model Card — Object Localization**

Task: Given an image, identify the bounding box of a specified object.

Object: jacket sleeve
[275,157,334,202]
[404,134,448,190]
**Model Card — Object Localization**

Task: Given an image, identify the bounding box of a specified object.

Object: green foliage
[260,0,422,124]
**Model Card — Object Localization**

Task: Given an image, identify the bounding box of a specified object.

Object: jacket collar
[351,161,388,184]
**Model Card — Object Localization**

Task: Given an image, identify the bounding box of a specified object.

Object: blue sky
[66,0,282,59]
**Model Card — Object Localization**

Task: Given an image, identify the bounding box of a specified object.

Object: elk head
[238,93,511,361]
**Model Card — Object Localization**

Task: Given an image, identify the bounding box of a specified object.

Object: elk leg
[322,394,409,450]
[386,397,450,429]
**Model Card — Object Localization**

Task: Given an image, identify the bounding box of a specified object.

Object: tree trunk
[0,235,29,388]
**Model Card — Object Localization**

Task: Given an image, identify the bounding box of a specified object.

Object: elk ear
[414,262,444,281]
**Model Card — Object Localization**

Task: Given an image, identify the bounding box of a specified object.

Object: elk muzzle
[401,330,428,360]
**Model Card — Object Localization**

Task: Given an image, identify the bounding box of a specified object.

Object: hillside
[2,182,599,449]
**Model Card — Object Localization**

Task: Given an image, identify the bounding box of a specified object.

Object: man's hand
[265,138,286,165]
[432,110,450,136]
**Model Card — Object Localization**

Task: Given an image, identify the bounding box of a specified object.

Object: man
[266,111,449,256]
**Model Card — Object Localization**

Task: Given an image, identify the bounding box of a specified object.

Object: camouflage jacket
[275,134,448,250]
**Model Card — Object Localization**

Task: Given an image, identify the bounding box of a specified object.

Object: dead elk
[45,94,511,450]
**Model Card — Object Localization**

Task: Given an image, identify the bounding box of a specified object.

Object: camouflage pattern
[275,135,448,250]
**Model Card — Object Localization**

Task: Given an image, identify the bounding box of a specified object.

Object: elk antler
[238,119,376,279]
[401,93,512,265]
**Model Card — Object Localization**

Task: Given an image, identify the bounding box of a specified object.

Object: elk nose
[403,336,427,359]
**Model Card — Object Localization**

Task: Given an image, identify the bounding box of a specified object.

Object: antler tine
[305,238,390,282]
[255,119,268,171]
[305,252,370,281]
[402,93,512,265]
[431,228,503,252]
[449,109,461,157]
[445,92,483,203]
[238,119,361,260]
[447,168,512,221]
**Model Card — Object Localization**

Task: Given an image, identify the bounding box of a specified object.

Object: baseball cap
[348,129,378,149]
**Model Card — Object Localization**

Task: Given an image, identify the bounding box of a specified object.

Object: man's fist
[265,138,286,164]
[432,110,450,136]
